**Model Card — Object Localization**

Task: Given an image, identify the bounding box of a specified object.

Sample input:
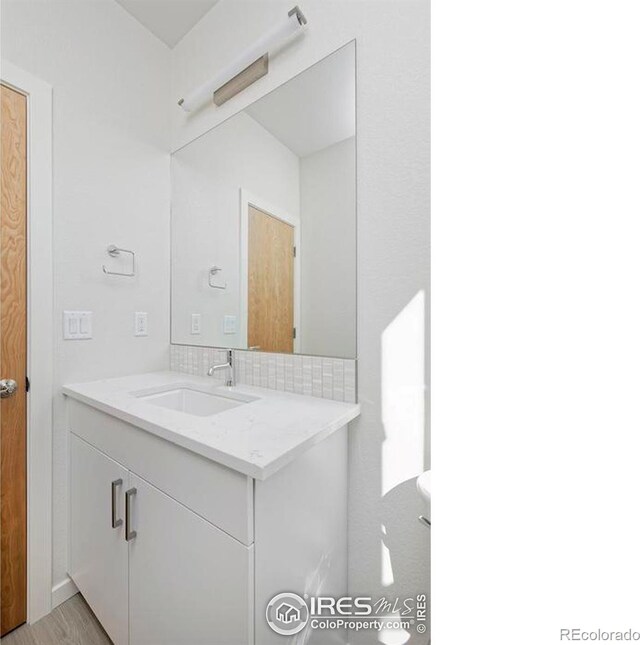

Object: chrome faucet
[207,349,234,387]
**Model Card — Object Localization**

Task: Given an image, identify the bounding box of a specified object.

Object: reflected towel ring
[103,244,135,277]
[208,266,227,290]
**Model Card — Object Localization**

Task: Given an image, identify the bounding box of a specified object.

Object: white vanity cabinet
[67,395,349,645]
[70,435,129,645]
[70,432,253,645]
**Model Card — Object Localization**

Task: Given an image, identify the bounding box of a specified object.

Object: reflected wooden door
[1,84,28,636]
[248,205,294,353]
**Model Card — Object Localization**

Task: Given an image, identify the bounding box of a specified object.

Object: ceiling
[246,43,356,159]
[114,0,218,48]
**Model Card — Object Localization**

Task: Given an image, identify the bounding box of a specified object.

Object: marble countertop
[62,371,360,480]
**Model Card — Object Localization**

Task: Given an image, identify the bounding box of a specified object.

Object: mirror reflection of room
[171,42,356,359]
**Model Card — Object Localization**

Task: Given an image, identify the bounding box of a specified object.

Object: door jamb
[239,188,301,353]
[1,60,53,625]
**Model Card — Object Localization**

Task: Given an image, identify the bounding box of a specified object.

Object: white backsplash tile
[259,354,269,389]
[312,357,323,398]
[275,354,284,391]
[268,354,277,390]
[332,359,345,402]
[344,360,357,404]
[322,359,333,398]
[293,357,304,395]
[302,356,313,397]
[284,356,294,392]
[170,345,357,402]
[252,354,261,386]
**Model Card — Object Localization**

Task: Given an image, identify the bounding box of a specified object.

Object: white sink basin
[135,385,257,417]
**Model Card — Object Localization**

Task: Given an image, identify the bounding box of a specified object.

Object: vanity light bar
[178,6,307,113]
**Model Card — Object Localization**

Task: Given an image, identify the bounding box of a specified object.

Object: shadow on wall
[380,479,430,644]
[379,290,429,644]
[350,289,429,645]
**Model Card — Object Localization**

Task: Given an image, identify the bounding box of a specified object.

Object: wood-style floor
[0,594,111,645]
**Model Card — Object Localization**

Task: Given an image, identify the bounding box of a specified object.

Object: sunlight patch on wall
[381,290,426,496]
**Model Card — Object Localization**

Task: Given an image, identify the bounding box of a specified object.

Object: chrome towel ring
[103,244,135,277]
[208,266,227,290]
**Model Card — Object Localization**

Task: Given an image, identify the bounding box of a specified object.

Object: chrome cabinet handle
[125,488,137,541]
[111,479,123,528]
[418,515,430,528]
[0,379,18,398]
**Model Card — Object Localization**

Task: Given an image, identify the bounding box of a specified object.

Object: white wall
[1,0,171,589]
[1,0,428,633]
[172,2,430,642]
[171,111,299,348]
[300,136,356,358]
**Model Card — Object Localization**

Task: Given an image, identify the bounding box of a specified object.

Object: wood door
[69,435,130,645]
[1,83,28,637]
[128,474,253,645]
[248,205,294,353]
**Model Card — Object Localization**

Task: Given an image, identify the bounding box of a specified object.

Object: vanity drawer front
[68,399,254,545]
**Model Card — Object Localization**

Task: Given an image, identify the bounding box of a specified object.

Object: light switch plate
[191,313,201,335]
[223,315,236,334]
[64,311,92,340]
[134,312,148,337]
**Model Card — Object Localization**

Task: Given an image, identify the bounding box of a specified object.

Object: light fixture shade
[179,7,306,113]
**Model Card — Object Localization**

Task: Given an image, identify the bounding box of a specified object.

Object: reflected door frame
[1,61,53,625]
[239,188,301,353]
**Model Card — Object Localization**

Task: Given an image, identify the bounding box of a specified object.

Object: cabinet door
[128,474,253,645]
[70,434,129,645]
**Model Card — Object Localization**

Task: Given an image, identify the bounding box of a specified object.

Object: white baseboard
[51,576,78,609]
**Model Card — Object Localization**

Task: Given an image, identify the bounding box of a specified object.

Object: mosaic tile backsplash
[170,345,357,403]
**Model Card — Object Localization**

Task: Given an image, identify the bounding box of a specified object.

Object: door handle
[0,379,18,398]
[125,488,137,541]
[111,479,123,528]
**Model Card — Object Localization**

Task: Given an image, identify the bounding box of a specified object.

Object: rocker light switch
[64,311,92,340]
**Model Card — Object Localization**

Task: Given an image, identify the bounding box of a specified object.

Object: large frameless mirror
[171,41,356,358]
